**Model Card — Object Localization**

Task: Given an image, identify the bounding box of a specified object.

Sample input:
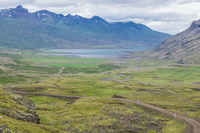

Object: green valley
[0,4,200,133]
[0,48,199,132]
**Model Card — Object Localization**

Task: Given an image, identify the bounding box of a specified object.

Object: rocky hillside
[0,5,171,49]
[0,88,40,123]
[0,87,58,133]
[149,19,200,64]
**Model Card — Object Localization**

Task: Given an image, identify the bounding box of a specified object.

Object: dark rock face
[14,97,40,124]
[15,5,28,13]
[0,5,37,20]
[190,20,200,29]
[32,112,40,124]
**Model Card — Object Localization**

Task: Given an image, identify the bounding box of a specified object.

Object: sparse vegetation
[26,96,184,133]
[0,49,199,132]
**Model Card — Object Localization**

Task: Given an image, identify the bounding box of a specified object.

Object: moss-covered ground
[0,49,199,132]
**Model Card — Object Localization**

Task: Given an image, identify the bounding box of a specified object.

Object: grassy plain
[119,65,200,83]
[23,55,106,67]
[0,49,199,132]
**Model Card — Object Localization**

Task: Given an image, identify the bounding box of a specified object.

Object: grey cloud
[33,0,81,7]
[85,0,169,7]
[0,0,34,8]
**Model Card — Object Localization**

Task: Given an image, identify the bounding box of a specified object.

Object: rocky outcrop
[0,126,12,133]
[0,89,40,124]
[0,106,40,124]
[13,96,40,124]
[149,19,200,64]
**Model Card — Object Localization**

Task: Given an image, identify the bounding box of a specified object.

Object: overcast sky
[1,0,200,35]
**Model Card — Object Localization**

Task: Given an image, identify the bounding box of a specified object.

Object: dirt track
[57,67,65,74]
[110,98,200,133]
[12,91,200,133]
[12,91,81,100]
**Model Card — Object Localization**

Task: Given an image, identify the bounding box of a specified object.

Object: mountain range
[149,19,200,64]
[0,5,171,49]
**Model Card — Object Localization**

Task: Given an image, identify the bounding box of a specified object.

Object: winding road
[110,98,200,133]
[12,91,200,133]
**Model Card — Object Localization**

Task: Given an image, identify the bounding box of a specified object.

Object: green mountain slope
[0,5,171,49]
[149,19,200,64]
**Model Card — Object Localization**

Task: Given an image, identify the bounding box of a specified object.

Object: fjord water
[46,47,153,58]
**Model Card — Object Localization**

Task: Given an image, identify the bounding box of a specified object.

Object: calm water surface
[45,47,153,58]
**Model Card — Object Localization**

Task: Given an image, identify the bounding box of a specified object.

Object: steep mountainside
[149,19,200,64]
[0,5,171,49]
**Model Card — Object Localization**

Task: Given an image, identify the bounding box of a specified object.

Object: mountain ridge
[149,19,200,64]
[0,5,171,49]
